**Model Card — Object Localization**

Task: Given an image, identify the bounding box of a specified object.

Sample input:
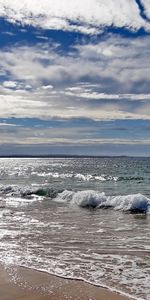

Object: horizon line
[0,154,150,158]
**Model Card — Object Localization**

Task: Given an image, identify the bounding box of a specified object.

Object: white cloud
[141,0,150,19]
[2,81,18,88]
[64,89,150,101]
[0,90,150,121]
[1,35,150,92]
[0,94,49,119]
[41,85,53,90]
[0,122,19,127]
[0,0,149,34]
[0,126,150,146]
[0,35,150,122]
[2,31,15,36]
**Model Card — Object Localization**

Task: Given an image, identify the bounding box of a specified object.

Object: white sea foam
[106,194,150,212]
[71,190,107,208]
[75,173,93,181]
[31,171,118,182]
[54,190,74,203]
[4,195,43,207]
[0,209,12,218]
[55,190,150,213]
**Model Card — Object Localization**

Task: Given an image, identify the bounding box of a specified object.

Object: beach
[0,264,130,300]
[1,0,150,298]
[0,157,150,300]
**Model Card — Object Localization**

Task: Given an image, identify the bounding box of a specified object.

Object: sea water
[0,157,150,299]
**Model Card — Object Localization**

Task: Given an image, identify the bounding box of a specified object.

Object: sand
[0,264,131,300]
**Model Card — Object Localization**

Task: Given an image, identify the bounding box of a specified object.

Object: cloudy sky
[0,0,150,156]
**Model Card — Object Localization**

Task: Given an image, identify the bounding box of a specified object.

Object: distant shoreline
[0,155,148,158]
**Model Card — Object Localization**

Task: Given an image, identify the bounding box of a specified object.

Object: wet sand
[0,264,131,300]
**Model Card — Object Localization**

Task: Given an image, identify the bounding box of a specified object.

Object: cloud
[1,3,150,152]
[141,0,150,19]
[0,121,150,146]
[0,122,19,127]
[41,85,53,90]
[2,31,16,36]
[0,34,150,122]
[0,89,150,121]
[64,89,150,101]
[74,36,150,93]
[1,35,150,93]
[2,81,18,88]
[1,134,150,146]
[0,0,150,34]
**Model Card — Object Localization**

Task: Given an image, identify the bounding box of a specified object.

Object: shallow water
[0,157,150,300]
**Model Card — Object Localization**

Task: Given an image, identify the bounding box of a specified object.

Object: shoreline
[0,264,131,300]
[0,156,129,159]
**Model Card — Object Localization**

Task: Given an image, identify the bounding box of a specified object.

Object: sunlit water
[0,157,150,300]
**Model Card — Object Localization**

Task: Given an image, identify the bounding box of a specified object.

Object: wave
[31,171,118,182]
[54,190,150,214]
[117,176,144,181]
[0,185,149,214]
[0,186,62,208]
[0,185,62,199]
[2,170,144,183]
[31,171,145,182]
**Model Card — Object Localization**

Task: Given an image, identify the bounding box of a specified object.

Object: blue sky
[0,0,150,156]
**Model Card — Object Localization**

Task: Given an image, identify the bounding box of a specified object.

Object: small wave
[32,171,145,182]
[22,188,62,198]
[5,196,43,207]
[118,176,144,181]
[0,209,13,218]
[54,190,150,213]
[31,172,118,182]
[0,185,65,208]
[0,185,16,195]
[0,185,62,200]
[54,190,74,203]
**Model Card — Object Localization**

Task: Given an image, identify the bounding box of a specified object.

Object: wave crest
[55,190,150,213]
[107,194,149,213]
[0,185,149,213]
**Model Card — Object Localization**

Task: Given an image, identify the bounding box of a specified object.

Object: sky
[0,0,150,156]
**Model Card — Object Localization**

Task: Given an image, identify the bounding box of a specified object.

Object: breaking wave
[31,171,145,182]
[0,185,149,213]
[0,185,63,199]
[54,190,150,213]
[32,171,118,182]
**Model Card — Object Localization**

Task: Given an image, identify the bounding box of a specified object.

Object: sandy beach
[0,264,131,300]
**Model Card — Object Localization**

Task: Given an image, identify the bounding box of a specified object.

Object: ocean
[0,157,150,300]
